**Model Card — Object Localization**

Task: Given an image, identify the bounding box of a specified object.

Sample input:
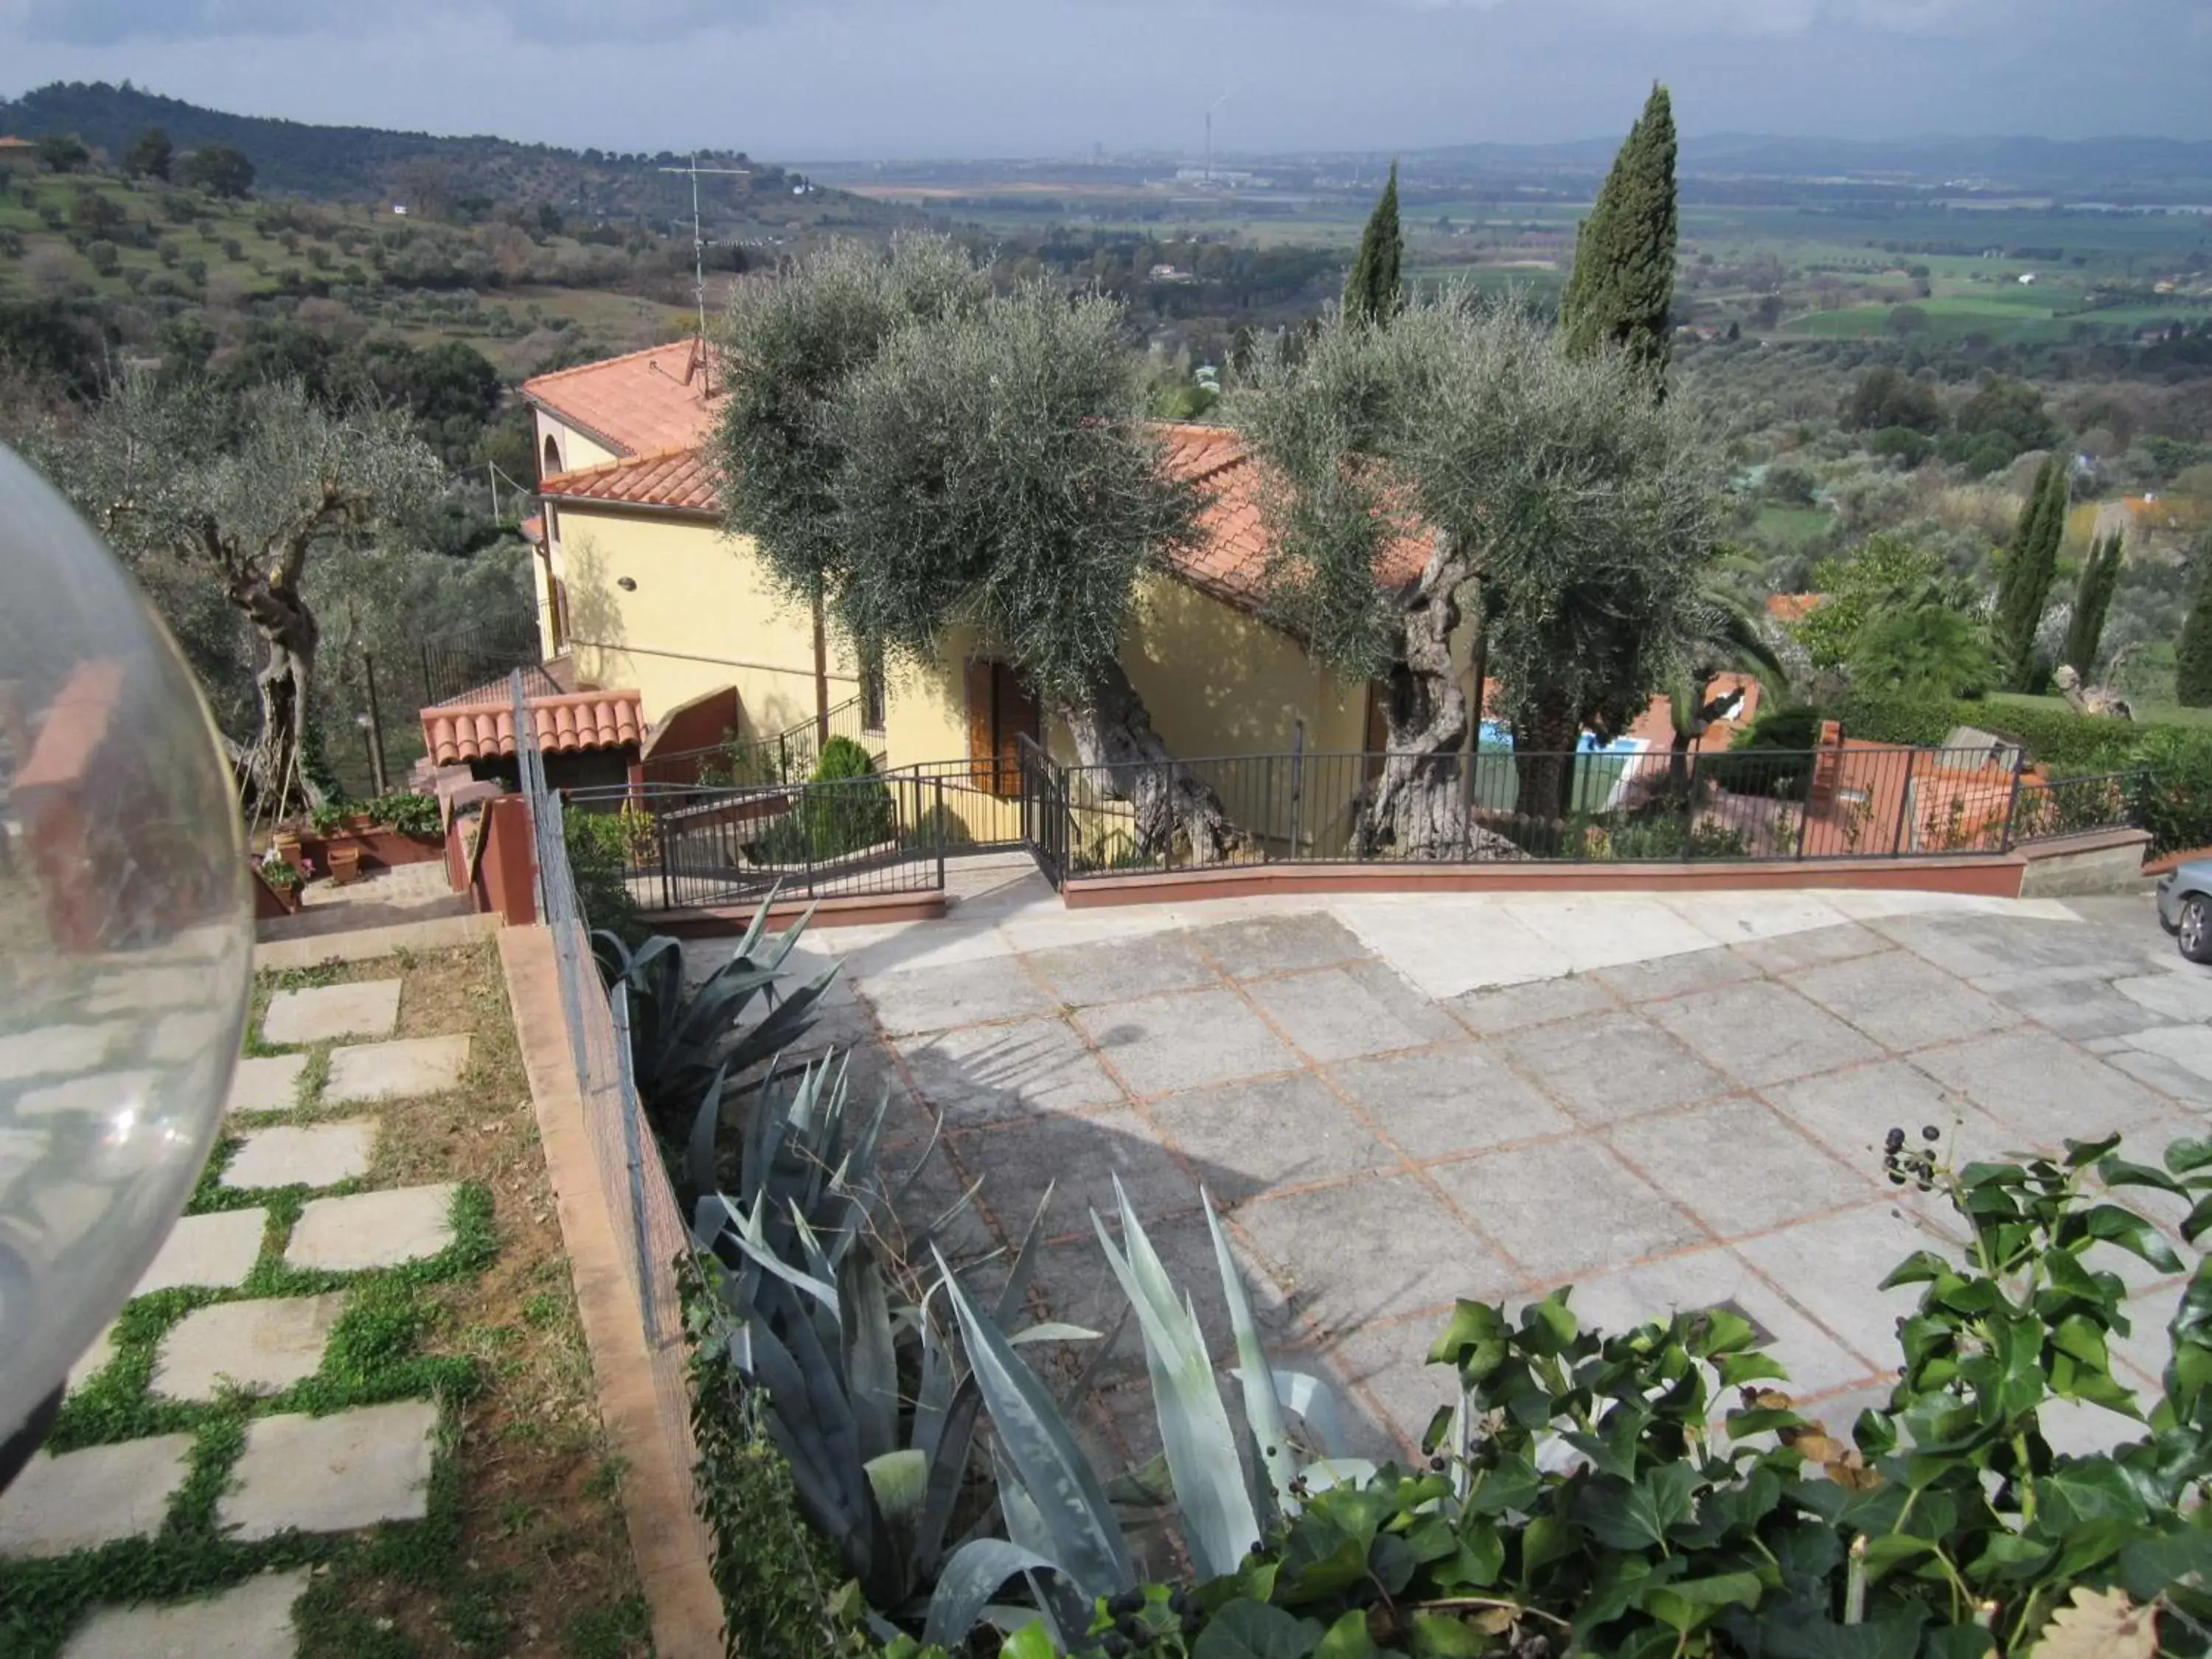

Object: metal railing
[639,695,878,787]
[512,674,700,1517]
[563,773,949,915]
[1018,737,2146,884]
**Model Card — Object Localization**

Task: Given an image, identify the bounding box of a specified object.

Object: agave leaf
[588,928,634,986]
[841,1244,900,1464]
[738,1313,863,1534]
[914,1283,957,1463]
[864,1447,929,1523]
[720,1197,840,1318]
[686,1062,732,1198]
[728,877,785,965]
[1105,1454,1175,1507]
[1259,1368,1349,1459]
[915,1377,983,1580]
[937,1250,1132,1598]
[1094,1181,1259,1582]
[891,1108,948,1211]
[1061,1302,1133,1412]
[922,1540,1065,1650]
[997,1183,1057,1328]
[1008,1323,1104,1346]
[1208,1199,1298,1512]
[731,965,839,1074]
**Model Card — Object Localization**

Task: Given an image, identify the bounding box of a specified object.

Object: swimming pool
[1475,721,1649,758]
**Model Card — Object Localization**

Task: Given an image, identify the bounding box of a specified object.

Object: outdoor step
[218,1399,439,1541]
[60,1568,312,1659]
[323,1035,470,1104]
[134,1209,268,1295]
[0,1434,196,1559]
[284,1183,459,1272]
[260,980,402,1046]
[223,1121,378,1190]
[151,1294,347,1402]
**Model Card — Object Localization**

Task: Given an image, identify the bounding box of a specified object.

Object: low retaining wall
[644,888,947,936]
[2016,828,2155,898]
[1060,852,2031,909]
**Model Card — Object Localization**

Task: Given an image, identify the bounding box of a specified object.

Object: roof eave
[523,395,636,461]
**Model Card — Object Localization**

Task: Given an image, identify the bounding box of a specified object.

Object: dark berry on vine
[1885,1127,1905,1152]
[1921,1124,1940,1142]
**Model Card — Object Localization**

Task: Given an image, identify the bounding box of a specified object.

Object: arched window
[541,433,562,479]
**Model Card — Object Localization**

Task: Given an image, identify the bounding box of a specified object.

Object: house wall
[550,506,855,734]
[533,411,620,480]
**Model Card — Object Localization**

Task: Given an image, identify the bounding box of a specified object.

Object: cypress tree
[1560,83,1680,380]
[1994,456,2068,689]
[2179,532,2212,708]
[2061,532,2124,678]
[1343,163,1404,325]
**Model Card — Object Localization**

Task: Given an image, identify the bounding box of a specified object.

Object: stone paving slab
[1643,980,1882,1089]
[1237,1174,1514,1330]
[894,1018,1123,1124]
[1427,1141,1707,1281]
[134,1208,267,1295]
[959,1108,1201,1227]
[323,1034,470,1104]
[260,978,401,1046]
[285,1183,459,1271]
[1784,951,2019,1052]
[1186,911,1373,978]
[1609,1096,1871,1237]
[1733,1204,1955,1370]
[61,1567,313,1659]
[152,1294,347,1401]
[2124,1023,2212,1085]
[1495,1010,1729,1124]
[223,1120,378,1190]
[1327,1045,1571,1159]
[1912,1030,2173,1147]
[1025,932,1218,1008]
[219,1399,440,1540]
[0,1433,196,1558]
[856,954,1054,1037]
[1077,988,1301,1096]
[225,1054,307,1116]
[1150,1073,1397,1202]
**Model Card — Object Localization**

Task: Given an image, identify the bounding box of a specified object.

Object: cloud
[2,0,791,46]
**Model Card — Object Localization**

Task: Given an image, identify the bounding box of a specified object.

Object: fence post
[934,778,947,892]
[2000,750,2028,852]
[361,650,390,796]
[1890,750,1916,856]
[1794,754,1814,860]
[1290,720,1306,856]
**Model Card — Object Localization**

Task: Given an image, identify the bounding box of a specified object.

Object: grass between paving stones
[1,942,650,1658]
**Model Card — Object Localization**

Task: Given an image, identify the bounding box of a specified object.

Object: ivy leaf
[1518,1513,1575,1580]
[1314,1610,1379,1659]
[2166,1137,2212,1175]
[1920,1630,1996,1659]
[1639,1571,1764,1635]
[1191,1599,1324,1659]
[1879,1251,1954,1290]
[2100,1158,2188,1197]
[1406,1612,1488,1658]
[1756,1610,1926,1659]
[1002,1623,1057,1659]
[1426,1301,1509,1382]
[2118,1528,2212,1601]
[2065,1133,2124,1169]
[1580,1462,1697,1551]
[2024,1585,2157,1659]
[2076,1204,2183,1273]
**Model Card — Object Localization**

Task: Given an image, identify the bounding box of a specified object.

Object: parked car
[2156,858,2212,965]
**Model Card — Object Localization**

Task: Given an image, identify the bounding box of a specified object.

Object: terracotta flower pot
[327,844,364,886]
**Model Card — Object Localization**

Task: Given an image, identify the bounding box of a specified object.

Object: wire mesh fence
[512,673,701,1522]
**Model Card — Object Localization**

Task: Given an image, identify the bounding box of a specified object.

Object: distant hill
[1383,133,2212,203]
[0,81,908,232]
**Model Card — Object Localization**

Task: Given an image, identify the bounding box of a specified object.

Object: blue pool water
[1475,721,1648,757]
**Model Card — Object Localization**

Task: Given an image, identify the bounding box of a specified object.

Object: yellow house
[522,346,1446,847]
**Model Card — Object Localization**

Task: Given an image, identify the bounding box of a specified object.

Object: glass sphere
[0,445,252,1456]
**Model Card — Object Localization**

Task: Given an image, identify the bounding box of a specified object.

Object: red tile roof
[1766,594,1824,624]
[1153,422,1432,610]
[420,689,643,765]
[521,341,718,457]
[541,447,717,513]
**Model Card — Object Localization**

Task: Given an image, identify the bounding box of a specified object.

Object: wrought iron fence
[639,695,877,787]
[510,674,699,1528]
[563,773,949,914]
[1020,738,2144,883]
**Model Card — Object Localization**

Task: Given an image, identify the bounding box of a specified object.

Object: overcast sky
[2,0,2208,159]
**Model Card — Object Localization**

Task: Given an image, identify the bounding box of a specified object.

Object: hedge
[1822,691,2212,854]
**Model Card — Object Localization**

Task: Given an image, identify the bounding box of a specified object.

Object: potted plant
[254,852,307,916]
[271,824,307,871]
[325,841,364,885]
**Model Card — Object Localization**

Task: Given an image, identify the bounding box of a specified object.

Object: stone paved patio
[739,868,2212,1467]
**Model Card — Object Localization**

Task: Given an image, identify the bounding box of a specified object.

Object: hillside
[0,80,915,235]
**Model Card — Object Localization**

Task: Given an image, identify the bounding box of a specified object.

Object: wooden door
[966,661,1040,799]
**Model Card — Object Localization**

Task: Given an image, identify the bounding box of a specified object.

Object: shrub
[563,806,643,942]
[751,735,896,863]
[1848,608,2000,699]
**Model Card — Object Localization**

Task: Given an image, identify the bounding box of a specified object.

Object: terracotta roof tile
[542,448,718,512]
[420,689,643,765]
[521,341,717,457]
[1152,422,1431,610]
[1766,593,1824,623]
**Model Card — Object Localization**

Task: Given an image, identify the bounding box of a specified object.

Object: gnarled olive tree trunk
[230,566,321,820]
[1059,658,1241,865]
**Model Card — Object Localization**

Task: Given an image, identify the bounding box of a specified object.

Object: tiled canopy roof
[540,448,717,513]
[421,689,643,765]
[521,341,718,457]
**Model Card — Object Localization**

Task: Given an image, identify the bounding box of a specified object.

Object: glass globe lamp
[0,446,253,1487]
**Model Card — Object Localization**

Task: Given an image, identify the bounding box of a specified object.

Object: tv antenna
[1205,86,1240,184]
[659,152,751,384]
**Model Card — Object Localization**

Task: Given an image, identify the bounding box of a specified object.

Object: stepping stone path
[324,1034,470,1104]
[0,1434,196,1557]
[220,1399,441,1541]
[134,1209,267,1295]
[6,953,486,1653]
[225,1053,307,1115]
[260,979,401,1046]
[223,1120,378,1190]
[152,1295,347,1402]
[286,1183,459,1272]
[61,1568,313,1659]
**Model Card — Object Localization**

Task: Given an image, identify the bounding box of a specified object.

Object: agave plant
[691,1051,1096,1618]
[922,1180,1365,1649]
[591,880,838,1125]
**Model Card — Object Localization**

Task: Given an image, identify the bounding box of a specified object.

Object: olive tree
[29,376,445,818]
[714,240,1239,859]
[1239,294,1722,846]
